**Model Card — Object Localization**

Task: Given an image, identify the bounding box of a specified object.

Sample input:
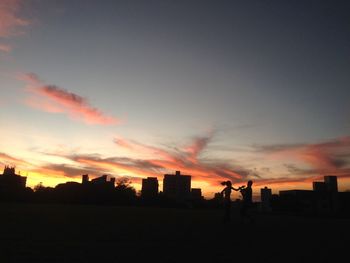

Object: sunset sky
[1,0,350,198]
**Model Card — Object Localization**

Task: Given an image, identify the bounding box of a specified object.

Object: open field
[0,203,349,263]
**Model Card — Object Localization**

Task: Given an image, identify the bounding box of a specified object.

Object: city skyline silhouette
[1,165,350,218]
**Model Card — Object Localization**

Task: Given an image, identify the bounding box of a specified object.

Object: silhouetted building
[260,186,272,212]
[324,176,338,193]
[338,192,350,216]
[141,177,159,198]
[82,174,89,184]
[313,182,326,192]
[275,176,340,214]
[279,190,315,213]
[0,166,29,202]
[163,171,191,201]
[191,188,203,200]
[53,174,117,204]
[87,174,115,188]
[0,166,27,190]
[324,175,339,212]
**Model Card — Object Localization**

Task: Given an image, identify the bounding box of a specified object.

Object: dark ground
[0,203,348,263]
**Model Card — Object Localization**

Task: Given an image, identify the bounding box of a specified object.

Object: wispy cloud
[37,164,101,179]
[69,154,161,178]
[20,73,123,125]
[0,152,30,166]
[114,137,178,162]
[113,133,252,185]
[0,0,30,52]
[255,136,350,178]
[184,133,212,164]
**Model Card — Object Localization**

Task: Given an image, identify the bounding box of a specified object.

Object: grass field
[0,203,349,262]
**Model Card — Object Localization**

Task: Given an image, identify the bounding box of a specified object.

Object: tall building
[324,176,338,193]
[324,175,339,212]
[82,174,89,184]
[163,171,191,201]
[141,177,159,198]
[260,186,272,212]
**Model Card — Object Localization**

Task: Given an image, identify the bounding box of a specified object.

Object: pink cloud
[112,134,247,185]
[25,96,65,113]
[0,0,30,52]
[299,137,350,170]
[21,73,122,125]
[184,134,212,163]
[261,136,350,175]
[0,43,12,52]
[19,72,41,84]
[0,0,29,38]
[114,137,176,162]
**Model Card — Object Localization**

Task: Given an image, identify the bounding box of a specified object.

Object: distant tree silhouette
[34,182,44,192]
[32,183,54,203]
[114,178,137,204]
[115,178,133,190]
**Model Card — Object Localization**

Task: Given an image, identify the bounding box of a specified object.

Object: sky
[1,0,350,199]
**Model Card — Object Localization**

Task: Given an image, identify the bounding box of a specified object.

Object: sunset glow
[1,0,350,199]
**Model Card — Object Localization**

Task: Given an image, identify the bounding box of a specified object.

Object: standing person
[239,180,254,222]
[221,180,239,222]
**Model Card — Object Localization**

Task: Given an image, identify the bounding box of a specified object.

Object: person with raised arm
[221,180,240,222]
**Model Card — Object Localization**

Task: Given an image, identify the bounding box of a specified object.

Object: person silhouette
[221,180,239,222]
[239,180,254,222]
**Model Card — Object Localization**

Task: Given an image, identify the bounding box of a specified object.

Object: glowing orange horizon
[1,132,350,199]
[3,160,350,200]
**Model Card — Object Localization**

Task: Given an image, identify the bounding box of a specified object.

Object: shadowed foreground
[0,204,349,263]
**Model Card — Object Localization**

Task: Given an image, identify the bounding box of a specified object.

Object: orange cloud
[31,164,100,180]
[0,152,30,166]
[20,73,123,125]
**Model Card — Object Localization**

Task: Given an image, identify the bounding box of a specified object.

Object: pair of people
[221,180,253,222]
